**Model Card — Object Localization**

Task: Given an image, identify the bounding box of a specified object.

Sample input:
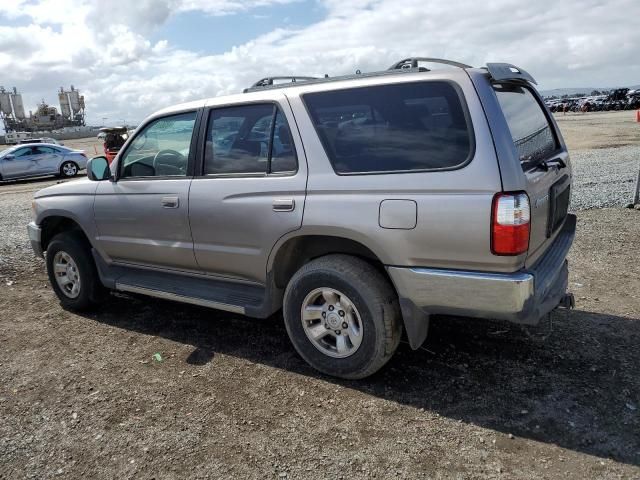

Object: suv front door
[189,98,307,284]
[93,110,200,270]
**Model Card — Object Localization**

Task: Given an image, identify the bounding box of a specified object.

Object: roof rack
[243,76,318,93]
[388,57,473,71]
[241,57,537,93]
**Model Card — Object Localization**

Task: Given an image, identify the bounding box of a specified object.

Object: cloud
[0,0,639,126]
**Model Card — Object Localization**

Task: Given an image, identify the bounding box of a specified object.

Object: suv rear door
[492,82,572,266]
[188,93,307,284]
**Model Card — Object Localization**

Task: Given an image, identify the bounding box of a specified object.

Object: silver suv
[27,58,575,379]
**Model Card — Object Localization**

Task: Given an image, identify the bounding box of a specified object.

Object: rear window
[494,84,558,169]
[303,81,473,174]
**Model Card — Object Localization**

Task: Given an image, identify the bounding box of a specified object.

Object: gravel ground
[0,178,76,274]
[570,145,640,210]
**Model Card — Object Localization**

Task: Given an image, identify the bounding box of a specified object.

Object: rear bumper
[27,222,44,258]
[388,214,576,326]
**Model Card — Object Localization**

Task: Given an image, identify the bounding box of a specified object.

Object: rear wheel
[60,161,78,177]
[46,232,106,311]
[283,254,402,379]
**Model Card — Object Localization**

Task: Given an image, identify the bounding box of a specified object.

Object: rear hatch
[493,83,572,266]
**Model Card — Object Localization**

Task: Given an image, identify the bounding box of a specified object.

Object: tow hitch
[558,292,575,310]
[523,292,575,341]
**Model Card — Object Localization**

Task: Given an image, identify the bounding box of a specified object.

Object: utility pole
[632,166,640,207]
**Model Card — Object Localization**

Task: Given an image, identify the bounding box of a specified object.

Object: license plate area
[547,174,570,237]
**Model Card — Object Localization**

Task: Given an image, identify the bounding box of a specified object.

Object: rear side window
[494,84,558,169]
[205,104,297,175]
[303,81,473,174]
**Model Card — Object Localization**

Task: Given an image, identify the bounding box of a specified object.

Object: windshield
[0,146,18,157]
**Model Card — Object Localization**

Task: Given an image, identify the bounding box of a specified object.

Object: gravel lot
[570,145,639,210]
[1,113,639,479]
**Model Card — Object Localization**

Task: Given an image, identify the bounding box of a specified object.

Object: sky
[0,0,639,127]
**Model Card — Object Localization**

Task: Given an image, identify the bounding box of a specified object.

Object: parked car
[27,58,575,379]
[0,143,87,181]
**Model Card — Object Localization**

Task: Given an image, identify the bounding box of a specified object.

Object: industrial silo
[69,85,81,115]
[0,87,12,115]
[10,89,26,120]
[58,88,71,119]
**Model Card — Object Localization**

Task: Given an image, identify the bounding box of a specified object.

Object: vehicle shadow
[84,294,640,466]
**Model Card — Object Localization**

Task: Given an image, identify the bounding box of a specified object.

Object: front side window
[303,81,473,174]
[494,84,558,169]
[204,104,297,175]
[14,147,33,157]
[120,111,196,178]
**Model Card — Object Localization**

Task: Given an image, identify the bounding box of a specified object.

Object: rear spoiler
[486,63,537,85]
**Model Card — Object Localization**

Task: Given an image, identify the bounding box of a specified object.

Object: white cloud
[1,0,639,126]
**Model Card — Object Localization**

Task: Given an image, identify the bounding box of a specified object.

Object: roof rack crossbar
[244,76,318,92]
[388,57,473,71]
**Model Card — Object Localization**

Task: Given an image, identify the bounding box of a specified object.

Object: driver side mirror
[4,154,15,160]
[87,156,112,181]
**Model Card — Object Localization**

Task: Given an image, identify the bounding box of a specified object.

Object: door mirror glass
[87,156,111,181]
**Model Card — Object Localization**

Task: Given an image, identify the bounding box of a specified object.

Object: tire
[46,232,106,311]
[59,161,78,178]
[283,254,402,379]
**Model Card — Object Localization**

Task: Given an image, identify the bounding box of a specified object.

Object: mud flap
[399,298,430,350]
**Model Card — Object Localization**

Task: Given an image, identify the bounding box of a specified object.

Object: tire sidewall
[284,269,387,378]
[46,235,97,310]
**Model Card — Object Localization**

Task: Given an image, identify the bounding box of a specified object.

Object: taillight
[491,192,530,256]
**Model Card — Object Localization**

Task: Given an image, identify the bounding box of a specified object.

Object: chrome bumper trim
[389,214,576,326]
[388,266,535,321]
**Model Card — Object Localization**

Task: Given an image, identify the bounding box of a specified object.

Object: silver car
[27,58,575,379]
[0,143,87,181]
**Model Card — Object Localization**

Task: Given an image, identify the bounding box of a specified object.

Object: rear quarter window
[303,81,473,174]
[493,84,558,169]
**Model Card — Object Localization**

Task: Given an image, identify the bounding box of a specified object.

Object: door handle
[272,198,295,212]
[161,196,179,208]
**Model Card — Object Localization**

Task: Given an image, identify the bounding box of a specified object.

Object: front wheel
[46,232,106,311]
[60,161,78,177]
[283,254,402,379]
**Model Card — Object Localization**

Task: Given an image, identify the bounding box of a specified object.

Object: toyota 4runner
[28,58,576,379]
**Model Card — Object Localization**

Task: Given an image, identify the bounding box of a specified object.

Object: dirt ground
[554,110,640,151]
[1,114,639,479]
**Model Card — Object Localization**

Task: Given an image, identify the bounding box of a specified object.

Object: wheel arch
[268,233,393,291]
[40,214,92,252]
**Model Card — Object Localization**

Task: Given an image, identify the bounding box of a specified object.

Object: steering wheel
[153,149,185,175]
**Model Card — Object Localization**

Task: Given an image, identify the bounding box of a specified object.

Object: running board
[115,283,246,314]
[91,250,282,318]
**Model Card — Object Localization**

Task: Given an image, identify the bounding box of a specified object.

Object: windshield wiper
[524,157,566,171]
